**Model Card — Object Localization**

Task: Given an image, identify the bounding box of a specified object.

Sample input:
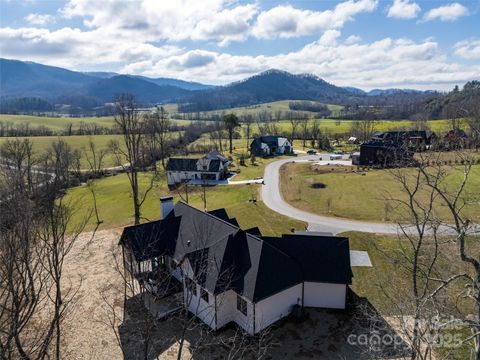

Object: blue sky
[1,0,479,90]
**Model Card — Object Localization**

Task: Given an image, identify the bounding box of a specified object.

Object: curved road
[260,155,478,235]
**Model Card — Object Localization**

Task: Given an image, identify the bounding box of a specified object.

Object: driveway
[260,155,478,235]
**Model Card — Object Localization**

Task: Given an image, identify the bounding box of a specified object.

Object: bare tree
[0,138,35,194]
[84,138,107,226]
[243,115,254,151]
[378,151,478,359]
[145,106,171,169]
[310,119,320,149]
[350,117,377,143]
[0,142,90,360]
[109,94,157,225]
[416,152,480,358]
[287,112,302,146]
[299,118,309,149]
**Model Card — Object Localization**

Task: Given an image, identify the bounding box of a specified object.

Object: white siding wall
[167,171,198,185]
[304,282,346,309]
[167,170,223,185]
[253,284,302,334]
[214,290,236,329]
[179,258,347,333]
[186,284,217,328]
[234,296,254,334]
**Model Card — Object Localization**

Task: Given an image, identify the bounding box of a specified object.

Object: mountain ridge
[1,58,445,113]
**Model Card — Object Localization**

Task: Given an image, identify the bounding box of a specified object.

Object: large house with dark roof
[119,197,353,335]
[166,151,230,186]
[250,136,293,157]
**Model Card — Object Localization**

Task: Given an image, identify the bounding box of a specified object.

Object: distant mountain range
[0,58,440,112]
[178,69,362,112]
[343,86,436,96]
[0,58,213,105]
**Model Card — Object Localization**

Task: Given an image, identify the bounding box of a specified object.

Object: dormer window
[185,278,197,296]
[200,288,209,303]
[237,295,247,316]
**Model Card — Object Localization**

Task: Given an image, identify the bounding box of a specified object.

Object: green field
[65,172,306,235]
[0,114,116,131]
[0,135,125,167]
[280,162,480,223]
[176,100,343,117]
[0,114,192,132]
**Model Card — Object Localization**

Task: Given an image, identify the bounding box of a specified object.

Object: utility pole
[202,181,207,210]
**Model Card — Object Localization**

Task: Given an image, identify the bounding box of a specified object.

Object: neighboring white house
[250,136,293,157]
[119,197,353,335]
[166,151,230,187]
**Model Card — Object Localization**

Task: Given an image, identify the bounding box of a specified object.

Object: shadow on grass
[118,290,411,359]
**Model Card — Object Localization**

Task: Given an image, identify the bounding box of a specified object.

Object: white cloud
[423,3,469,22]
[319,30,341,46]
[0,26,182,67]
[454,39,480,60]
[192,4,258,46]
[345,35,362,44]
[1,0,478,90]
[387,0,421,19]
[60,0,257,46]
[119,36,478,90]
[24,13,55,26]
[252,0,378,39]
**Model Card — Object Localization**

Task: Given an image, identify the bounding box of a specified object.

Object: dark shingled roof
[120,202,352,302]
[261,234,353,284]
[166,158,198,171]
[166,151,227,173]
[208,208,239,226]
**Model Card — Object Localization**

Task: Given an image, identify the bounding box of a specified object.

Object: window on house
[237,295,247,316]
[200,288,209,303]
[185,278,197,296]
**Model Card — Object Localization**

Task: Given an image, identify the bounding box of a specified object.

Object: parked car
[330,154,343,160]
[306,149,317,155]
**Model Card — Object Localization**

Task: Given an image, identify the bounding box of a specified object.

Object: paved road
[260,155,479,235]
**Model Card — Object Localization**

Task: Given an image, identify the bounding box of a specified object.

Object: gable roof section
[120,216,181,261]
[261,234,353,285]
[166,152,228,172]
[166,158,198,171]
[207,159,221,172]
[208,208,239,227]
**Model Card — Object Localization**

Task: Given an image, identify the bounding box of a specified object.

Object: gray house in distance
[166,151,230,187]
[250,136,293,157]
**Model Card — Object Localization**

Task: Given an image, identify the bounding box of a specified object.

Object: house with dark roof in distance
[166,151,230,187]
[119,196,353,335]
[359,141,414,167]
[372,130,437,151]
[250,136,294,157]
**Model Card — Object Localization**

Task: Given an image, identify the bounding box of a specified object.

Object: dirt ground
[60,228,126,359]
[59,229,410,360]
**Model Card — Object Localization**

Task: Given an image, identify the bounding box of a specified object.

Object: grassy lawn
[65,171,305,235]
[231,155,296,181]
[280,162,480,223]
